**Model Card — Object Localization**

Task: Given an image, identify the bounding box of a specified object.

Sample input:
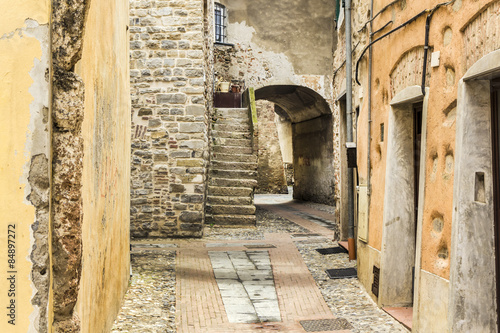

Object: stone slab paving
[209,250,280,323]
[112,198,408,332]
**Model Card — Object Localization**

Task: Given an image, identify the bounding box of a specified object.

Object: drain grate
[315,247,348,255]
[291,233,322,238]
[325,267,357,279]
[300,318,353,331]
[244,244,276,249]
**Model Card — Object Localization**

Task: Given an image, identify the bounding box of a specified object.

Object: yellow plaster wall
[362,0,497,280]
[0,2,50,331]
[74,0,131,331]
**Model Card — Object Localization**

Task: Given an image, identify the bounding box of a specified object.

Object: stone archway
[254,85,335,206]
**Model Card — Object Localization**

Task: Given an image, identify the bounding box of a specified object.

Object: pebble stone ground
[112,195,408,333]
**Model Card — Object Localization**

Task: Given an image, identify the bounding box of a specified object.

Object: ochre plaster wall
[74,0,131,331]
[362,0,496,286]
[344,0,499,329]
[0,2,51,332]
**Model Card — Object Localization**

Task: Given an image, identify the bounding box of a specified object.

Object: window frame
[214,3,227,44]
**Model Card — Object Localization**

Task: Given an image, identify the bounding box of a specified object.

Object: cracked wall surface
[51,0,89,330]
[0,2,51,331]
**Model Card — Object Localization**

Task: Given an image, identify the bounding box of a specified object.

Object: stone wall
[213,0,337,205]
[130,0,213,238]
[255,100,288,194]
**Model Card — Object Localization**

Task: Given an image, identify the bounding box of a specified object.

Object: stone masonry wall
[255,100,288,194]
[130,0,212,238]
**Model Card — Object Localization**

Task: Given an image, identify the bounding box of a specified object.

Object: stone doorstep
[210,169,257,180]
[382,307,413,330]
[207,186,254,196]
[210,153,258,163]
[214,108,249,119]
[205,214,257,226]
[207,195,253,205]
[209,177,258,188]
[208,204,256,215]
[212,123,252,132]
[213,117,250,125]
[212,138,253,148]
[212,145,253,155]
[211,161,258,171]
[211,130,252,140]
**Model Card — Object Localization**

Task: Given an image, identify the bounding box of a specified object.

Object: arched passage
[254,85,335,205]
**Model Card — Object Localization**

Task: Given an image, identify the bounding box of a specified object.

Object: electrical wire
[355,0,457,85]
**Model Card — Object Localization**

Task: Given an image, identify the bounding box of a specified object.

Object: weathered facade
[336,0,500,331]
[0,0,130,331]
[129,0,338,236]
[130,0,214,238]
[255,100,288,194]
[214,0,338,206]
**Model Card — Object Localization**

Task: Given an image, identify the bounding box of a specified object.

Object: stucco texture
[0,2,50,331]
[358,0,499,277]
[346,0,500,330]
[74,0,131,331]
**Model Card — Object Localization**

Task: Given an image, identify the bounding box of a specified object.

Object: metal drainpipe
[345,0,356,260]
[367,0,373,197]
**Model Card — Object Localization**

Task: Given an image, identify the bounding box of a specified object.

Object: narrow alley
[112,193,407,333]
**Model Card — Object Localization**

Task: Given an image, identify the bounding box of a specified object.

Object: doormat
[315,247,348,255]
[325,267,357,279]
[300,318,353,331]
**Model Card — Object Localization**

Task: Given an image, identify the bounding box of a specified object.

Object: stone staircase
[206,108,257,226]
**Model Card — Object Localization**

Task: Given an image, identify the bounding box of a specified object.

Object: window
[215,3,227,43]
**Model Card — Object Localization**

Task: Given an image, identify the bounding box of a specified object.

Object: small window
[380,123,384,142]
[215,3,227,43]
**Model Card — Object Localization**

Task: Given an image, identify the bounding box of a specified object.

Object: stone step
[212,145,253,155]
[213,117,250,125]
[212,123,251,132]
[209,177,257,188]
[212,161,257,171]
[211,153,257,163]
[208,186,254,197]
[212,138,252,147]
[207,204,256,215]
[206,214,257,226]
[214,108,249,119]
[210,169,257,180]
[211,130,252,140]
[207,196,253,205]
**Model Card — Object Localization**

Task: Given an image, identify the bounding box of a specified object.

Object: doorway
[380,86,427,308]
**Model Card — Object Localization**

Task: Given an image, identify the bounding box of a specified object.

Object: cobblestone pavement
[112,196,408,332]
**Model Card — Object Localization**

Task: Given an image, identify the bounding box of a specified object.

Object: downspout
[421,13,432,96]
[345,0,356,260]
[367,0,373,196]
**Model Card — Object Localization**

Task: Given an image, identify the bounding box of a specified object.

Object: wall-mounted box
[346,142,357,168]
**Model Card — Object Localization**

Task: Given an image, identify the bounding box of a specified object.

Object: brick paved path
[113,198,407,332]
[175,201,351,333]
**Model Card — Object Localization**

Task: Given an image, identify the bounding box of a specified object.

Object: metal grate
[325,267,357,279]
[315,247,348,255]
[214,3,227,43]
[291,233,322,238]
[300,318,353,332]
[372,265,380,297]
